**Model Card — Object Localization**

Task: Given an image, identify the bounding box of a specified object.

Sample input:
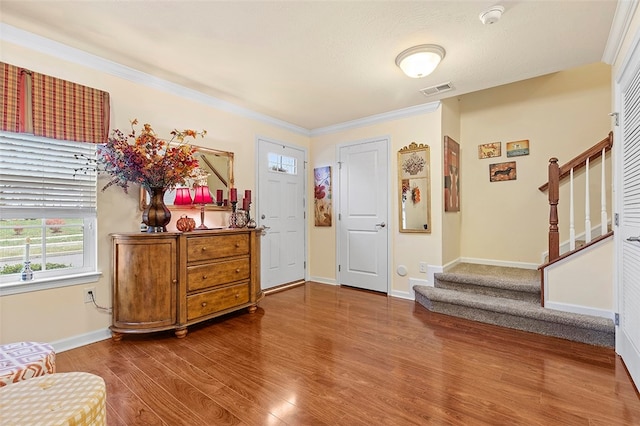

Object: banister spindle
[569,168,575,251]
[601,147,608,235]
[585,157,591,243]
[548,158,560,261]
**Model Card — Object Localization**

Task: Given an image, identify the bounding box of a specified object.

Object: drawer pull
[202,275,208,280]
[235,268,240,273]
[235,243,240,248]
[201,247,207,251]
[235,293,239,298]
[201,302,207,307]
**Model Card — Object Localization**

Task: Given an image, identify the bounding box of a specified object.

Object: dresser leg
[175,328,188,338]
[248,304,258,313]
[111,332,123,342]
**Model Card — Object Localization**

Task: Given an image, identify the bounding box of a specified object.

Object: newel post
[548,158,560,261]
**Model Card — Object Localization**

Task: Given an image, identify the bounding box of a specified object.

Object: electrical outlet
[83,287,95,304]
[419,262,427,273]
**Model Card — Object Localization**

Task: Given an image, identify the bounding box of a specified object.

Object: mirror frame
[139,145,234,211]
[398,142,431,233]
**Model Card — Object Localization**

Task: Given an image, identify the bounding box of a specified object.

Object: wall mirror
[140,145,234,211]
[398,142,431,233]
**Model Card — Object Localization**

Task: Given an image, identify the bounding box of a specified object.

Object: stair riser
[435,279,540,304]
[415,293,614,348]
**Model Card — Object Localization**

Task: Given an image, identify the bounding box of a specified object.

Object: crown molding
[602,0,639,64]
[0,23,310,137]
[310,101,441,137]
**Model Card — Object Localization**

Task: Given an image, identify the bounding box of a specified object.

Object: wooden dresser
[110,229,262,340]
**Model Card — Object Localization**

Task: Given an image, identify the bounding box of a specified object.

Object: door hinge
[615,213,619,227]
[615,313,619,326]
[609,112,619,126]
[304,211,306,219]
[338,213,341,220]
[338,265,341,272]
[304,261,306,269]
[338,161,342,170]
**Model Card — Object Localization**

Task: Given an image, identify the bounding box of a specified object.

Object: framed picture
[444,136,460,212]
[314,166,332,226]
[478,142,501,159]
[489,161,517,182]
[506,140,530,157]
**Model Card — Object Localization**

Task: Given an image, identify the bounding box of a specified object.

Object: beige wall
[0,42,309,345]
[309,110,443,295]
[440,98,462,266]
[458,63,612,265]
[546,238,613,311]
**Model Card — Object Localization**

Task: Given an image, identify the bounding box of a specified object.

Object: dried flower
[97,119,206,193]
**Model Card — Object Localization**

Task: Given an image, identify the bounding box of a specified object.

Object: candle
[243,197,249,211]
[216,189,223,203]
[25,238,30,262]
[223,199,228,206]
[244,189,251,202]
[230,188,237,202]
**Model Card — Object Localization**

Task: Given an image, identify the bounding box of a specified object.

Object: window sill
[0,271,103,296]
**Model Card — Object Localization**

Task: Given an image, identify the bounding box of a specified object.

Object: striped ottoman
[0,341,56,387]
[0,372,106,425]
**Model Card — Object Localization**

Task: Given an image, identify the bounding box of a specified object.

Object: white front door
[257,139,306,290]
[337,138,389,293]
[615,37,640,390]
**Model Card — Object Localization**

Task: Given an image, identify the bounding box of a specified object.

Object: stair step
[434,263,540,303]
[414,286,614,347]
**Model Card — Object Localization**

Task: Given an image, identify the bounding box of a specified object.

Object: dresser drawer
[187,234,249,262]
[187,258,250,292]
[187,283,249,321]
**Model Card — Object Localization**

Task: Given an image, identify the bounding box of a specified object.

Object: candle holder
[246,201,257,229]
[229,201,241,228]
[21,261,33,281]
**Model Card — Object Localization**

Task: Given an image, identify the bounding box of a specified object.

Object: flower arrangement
[97,119,206,193]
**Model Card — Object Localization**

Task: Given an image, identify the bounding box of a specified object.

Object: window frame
[0,132,101,295]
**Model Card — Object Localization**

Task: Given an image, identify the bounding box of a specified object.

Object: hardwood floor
[56,282,640,425]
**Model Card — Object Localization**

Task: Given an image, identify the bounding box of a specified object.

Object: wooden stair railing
[538,132,613,263]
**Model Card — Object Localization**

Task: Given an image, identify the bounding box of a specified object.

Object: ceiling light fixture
[395,44,446,78]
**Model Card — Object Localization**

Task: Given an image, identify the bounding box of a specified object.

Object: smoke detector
[479,5,504,25]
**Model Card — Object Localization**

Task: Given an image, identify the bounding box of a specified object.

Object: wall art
[444,136,460,212]
[314,166,332,226]
[506,139,530,157]
[478,142,501,159]
[489,161,517,182]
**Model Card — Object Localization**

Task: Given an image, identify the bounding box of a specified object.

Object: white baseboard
[544,301,614,320]
[51,328,111,353]
[390,289,414,300]
[460,257,539,270]
[309,276,338,285]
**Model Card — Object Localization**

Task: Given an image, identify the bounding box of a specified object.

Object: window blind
[0,131,97,219]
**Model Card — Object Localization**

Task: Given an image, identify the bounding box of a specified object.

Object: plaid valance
[0,62,110,144]
[0,62,21,133]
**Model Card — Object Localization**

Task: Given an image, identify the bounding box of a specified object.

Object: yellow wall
[0,41,310,345]
[440,98,462,266]
[546,239,613,311]
[309,110,443,295]
[458,63,612,265]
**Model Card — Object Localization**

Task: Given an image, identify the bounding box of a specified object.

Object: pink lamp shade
[193,186,213,205]
[173,187,193,205]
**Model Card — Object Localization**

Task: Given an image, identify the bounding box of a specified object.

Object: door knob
[627,236,640,243]
[375,222,386,228]
[261,214,266,219]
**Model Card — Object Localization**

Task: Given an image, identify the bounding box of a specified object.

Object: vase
[142,187,171,232]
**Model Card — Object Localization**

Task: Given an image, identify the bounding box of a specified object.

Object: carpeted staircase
[413,263,615,347]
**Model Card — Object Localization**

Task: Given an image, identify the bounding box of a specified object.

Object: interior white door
[257,139,306,290]
[616,40,640,390]
[338,138,389,293]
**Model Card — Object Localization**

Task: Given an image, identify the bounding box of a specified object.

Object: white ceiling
[0,1,619,131]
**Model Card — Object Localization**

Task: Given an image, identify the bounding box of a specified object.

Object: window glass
[268,152,297,175]
[0,132,97,287]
